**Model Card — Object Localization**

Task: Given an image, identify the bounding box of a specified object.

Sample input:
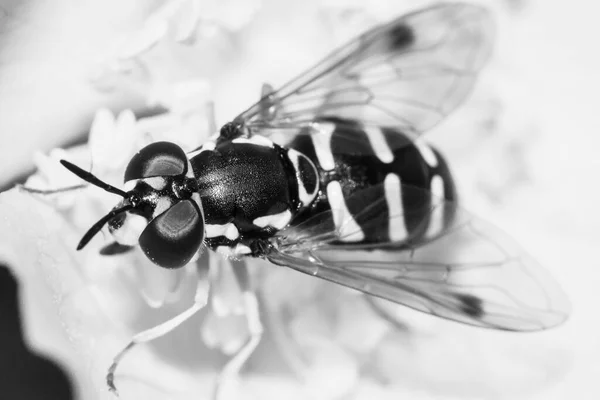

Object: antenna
[60,160,128,198]
[77,204,134,250]
[60,160,135,250]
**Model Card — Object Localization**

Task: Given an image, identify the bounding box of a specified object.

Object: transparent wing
[266,184,569,331]
[235,3,493,138]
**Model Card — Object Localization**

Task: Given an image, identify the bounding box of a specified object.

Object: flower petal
[0,189,211,397]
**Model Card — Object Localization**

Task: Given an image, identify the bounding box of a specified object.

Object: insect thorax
[189,134,319,257]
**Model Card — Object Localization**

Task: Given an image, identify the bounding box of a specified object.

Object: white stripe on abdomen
[384,173,408,242]
[327,181,365,242]
[311,122,336,171]
[364,126,394,163]
[414,139,438,168]
[425,175,445,238]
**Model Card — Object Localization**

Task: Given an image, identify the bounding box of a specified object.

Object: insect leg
[99,242,135,256]
[206,100,217,135]
[17,183,86,195]
[106,263,210,395]
[257,82,279,123]
[212,288,263,400]
[261,82,275,98]
[207,257,263,400]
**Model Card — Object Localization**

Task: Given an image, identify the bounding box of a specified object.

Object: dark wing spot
[388,24,414,51]
[455,293,484,318]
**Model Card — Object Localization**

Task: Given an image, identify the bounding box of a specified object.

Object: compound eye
[124,142,188,182]
[138,200,204,269]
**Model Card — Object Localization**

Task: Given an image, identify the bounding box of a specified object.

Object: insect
[54,2,569,398]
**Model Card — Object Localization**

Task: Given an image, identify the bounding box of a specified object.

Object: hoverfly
[55,2,569,397]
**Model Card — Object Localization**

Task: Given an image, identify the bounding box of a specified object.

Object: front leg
[213,289,263,400]
[106,263,209,395]
[18,183,87,195]
[218,81,277,143]
[203,254,264,400]
[218,121,247,142]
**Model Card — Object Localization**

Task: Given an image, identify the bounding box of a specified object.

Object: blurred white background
[0,0,599,399]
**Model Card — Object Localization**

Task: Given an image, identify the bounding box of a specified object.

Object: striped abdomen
[287,118,456,246]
